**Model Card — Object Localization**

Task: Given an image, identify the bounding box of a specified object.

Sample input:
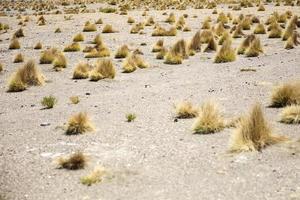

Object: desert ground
[0,0,300,200]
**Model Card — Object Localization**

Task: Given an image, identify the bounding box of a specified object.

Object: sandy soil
[0,3,300,200]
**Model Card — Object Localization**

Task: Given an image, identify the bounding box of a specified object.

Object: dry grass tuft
[13,53,24,63]
[73,62,90,79]
[122,53,148,73]
[152,26,177,36]
[90,59,116,81]
[175,101,198,119]
[280,105,300,124]
[9,38,21,49]
[214,40,236,63]
[254,23,266,34]
[115,45,130,58]
[152,39,164,53]
[268,23,282,38]
[66,112,95,135]
[14,28,24,38]
[102,24,115,33]
[70,96,80,104]
[41,95,57,109]
[245,37,263,57]
[229,103,288,152]
[203,36,217,52]
[83,22,97,32]
[8,59,44,92]
[40,48,60,64]
[57,152,87,170]
[270,81,300,107]
[238,34,255,55]
[34,42,42,50]
[80,166,107,186]
[73,33,85,42]
[192,101,224,134]
[53,53,67,70]
[64,42,80,52]
[188,31,201,52]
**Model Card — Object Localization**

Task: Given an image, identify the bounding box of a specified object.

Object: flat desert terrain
[0,1,300,199]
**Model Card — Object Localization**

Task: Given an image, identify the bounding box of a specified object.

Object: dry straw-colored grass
[13,53,24,63]
[83,22,97,32]
[102,24,115,33]
[152,39,164,53]
[66,112,95,135]
[254,23,266,34]
[80,166,107,186]
[214,40,236,63]
[90,59,116,81]
[53,53,67,70]
[73,33,85,42]
[175,101,198,119]
[34,42,42,50]
[122,53,148,73]
[192,101,224,134]
[8,59,44,92]
[40,48,60,64]
[9,38,21,49]
[270,81,300,107]
[64,42,80,52]
[280,105,300,124]
[73,62,90,79]
[229,103,288,153]
[115,45,130,58]
[245,37,263,57]
[57,152,87,170]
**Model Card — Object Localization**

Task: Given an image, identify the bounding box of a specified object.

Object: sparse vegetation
[214,40,236,63]
[70,96,80,104]
[270,81,300,107]
[280,105,300,124]
[126,113,136,122]
[41,95,57,109]
[229,103,288,152]
[73,62,90,79]
[80,166,107,186]
[175,101,198,118]
[66,112,95,135]
[57,152,87,170]
[90,59,116,81]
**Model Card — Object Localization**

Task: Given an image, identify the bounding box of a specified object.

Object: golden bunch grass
[13,53,24,63]
[127,16,135,24]
[238,34,255,55]
[34,42,42,50]
[282,17,297,41]
[156,47,167,60]
[152,39,164,53]
[40,48,60,64]
[145,17,155,26]
[268,23,282,38]
[175,101,198,119]
[203,36,217,52]
[85,48,110,58]
[192,101,224,134]
[90,59,116,81]
[201,19,211,29]
[64,42,80,52]
[122,53,148,73]
[215,22,226,36]
[257,4,265,11]
[284,36,295,49]
[241,17,252,30]
[54,28,61,33]
[73,33,84,42]
[172,39,189,59]
[130,22,144,34]
[83,22,97,32]
[280,105,300,124]
[175,16,185,30]
[152,26,177,36]
[14,28,24,38]
[200,30,214,43]
[9,38,21,49]
[66,112,95,135]
[229,103,288,153]
[8,59,44,92]
[95,18,103,24]
[245,37,263,57]
[232,24,244,38]
[102,24,115,33]
[217,12,228,24]
[188,31,201,52]
[70,96,80,104]
[53,53,67,70]
[80,166,107,186]
[218,31,231,45]
[115,45,130,58]
[165,12,176,24]
[164,50,182,65]
[92,34,103,45]
[270,81,300,107]
[254,23,266,34]
[57,152,87,170]
[214,40,236,63]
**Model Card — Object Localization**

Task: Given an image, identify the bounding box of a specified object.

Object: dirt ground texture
[0,2,300,200]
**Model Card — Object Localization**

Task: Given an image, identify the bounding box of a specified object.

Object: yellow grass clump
[73,33,85,42]
[280,105,300,124]
[270,81,300,107]
[102,24,116,33]
[203,36,217,52]
[34,42,42,50]
[80,166,107,186]
[53,53,67,70]
[40,48,60,64]
[152,39,164,53]
[192,101,224,134]
[115,45,130,58]
[152,26,177,36]
[90,59,116,81]
[245,37,263,57]
[83,22,97,32]
[188,31,201,52]
[175,101,198,119]
[268,23,282,38]
[254,23,266,34]
[8,59,45,92]
[64,42,80,52]
[238,34,255,55]
[214,40,236,63]
[257,4,265,11]
[156,47,167,60]
[218,31,231,45]
[165,12,176,24]
[13,53,24,63]
[122,53,149,73]
[57,152,87,170]
[65,112,95,135]
[9,38,21,49]
[229,103,288,152]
